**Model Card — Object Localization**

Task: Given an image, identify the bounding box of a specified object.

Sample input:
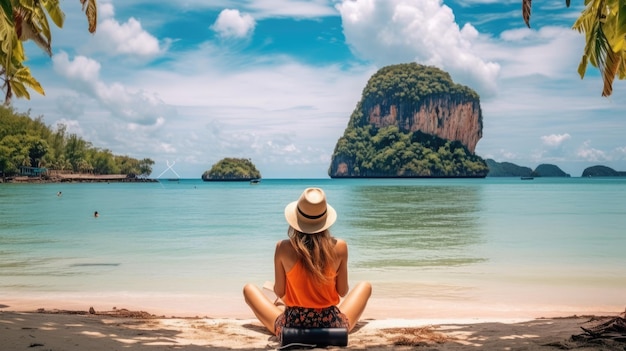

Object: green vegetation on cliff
[329,63,488,178]
[0,107,154,178]
[361,63,479,113]
[202,158,261,181]
[331,126,486,177]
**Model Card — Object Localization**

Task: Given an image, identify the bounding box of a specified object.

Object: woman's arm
[273,240,287,298]
[335,239,349,297]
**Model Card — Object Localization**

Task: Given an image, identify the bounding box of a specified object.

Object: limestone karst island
[329,63,488,178]
[201,158,261,181]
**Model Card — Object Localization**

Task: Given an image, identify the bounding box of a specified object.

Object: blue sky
[12,0,626,178]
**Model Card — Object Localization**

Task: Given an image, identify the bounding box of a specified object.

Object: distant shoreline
[1,174,157,184]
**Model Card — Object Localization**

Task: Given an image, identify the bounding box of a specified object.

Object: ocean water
[1,178,625,318]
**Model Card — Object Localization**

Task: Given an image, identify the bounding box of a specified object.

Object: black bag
[280,327,348,349]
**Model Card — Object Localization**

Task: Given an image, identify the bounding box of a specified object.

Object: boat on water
[250,179,261,184]
[521,176,534,180]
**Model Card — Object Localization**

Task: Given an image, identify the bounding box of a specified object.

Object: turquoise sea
[1,178,625,318]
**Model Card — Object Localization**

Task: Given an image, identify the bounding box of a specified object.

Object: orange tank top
[282,260,340,308]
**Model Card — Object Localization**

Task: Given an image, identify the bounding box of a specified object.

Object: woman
[243,187,372,337]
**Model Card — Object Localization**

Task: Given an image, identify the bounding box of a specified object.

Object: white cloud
[52,52,171,126]
[81,2,162,58]
[494,26,582,79]
[577,141,608,162]
[95,17,162,57]
[498,149,517,160]
[336,0,500,97]
[614,146,626,160]
[541,133,571,147]
[53,52,101,83]
[98,2,115,19]
[54,118,84,136]
[211,9,256,39]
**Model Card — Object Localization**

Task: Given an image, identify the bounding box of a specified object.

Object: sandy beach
[1,302,624,350]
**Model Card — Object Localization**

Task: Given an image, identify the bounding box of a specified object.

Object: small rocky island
[201,158,261,181]
[486,160,570,177]
[582,165,626,177]
[328,63,488,178]
[485,159,534,177]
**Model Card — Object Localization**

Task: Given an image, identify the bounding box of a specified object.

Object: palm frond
[80,0,97,33]
[571,0,625,96]
[3,82,12,105]
[0,1,13,23]
[18,16,52,56]
[601,44,620,96]
[605,0,626,52]
[617,52,626,79]
[41,0,65,28]
[522,0,532,27]
[0,7,15,54]
[578,53,589,78]
[13,66,44,95]
[32,2,53,44]
[8,77,30,101]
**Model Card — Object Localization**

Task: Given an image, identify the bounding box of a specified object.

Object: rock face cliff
[329,63,487,178]
[366,94,482,153]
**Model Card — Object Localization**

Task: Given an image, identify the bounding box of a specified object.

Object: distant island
[328,63,488,178]
[487,159,626,177]
[486,160,570,177]
[485,159,533,177]
[581,165,626,177]
[202,158,261,181]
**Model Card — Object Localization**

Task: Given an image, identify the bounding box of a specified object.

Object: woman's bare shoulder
[276,239,290,247]
[334,238,348,254]
[334,237,347,246]
[275,239,295,256]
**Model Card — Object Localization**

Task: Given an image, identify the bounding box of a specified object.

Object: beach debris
[572,316,626,345]
[542,340,574,349]
[33,307,159,318]
[382,326,449,346]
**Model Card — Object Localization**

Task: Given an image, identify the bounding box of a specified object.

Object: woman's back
[273,236,348,303]
[277,237,348,308]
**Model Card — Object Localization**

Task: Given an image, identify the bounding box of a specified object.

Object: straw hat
[284,188,337,234]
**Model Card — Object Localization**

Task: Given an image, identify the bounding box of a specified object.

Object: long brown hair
[288,226,337,283]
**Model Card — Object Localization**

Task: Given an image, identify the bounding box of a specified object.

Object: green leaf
[8,79,30,100]
[14,66,44,95]
[578,54,589,78]
[41,0,65,28]
[0,0,13,23]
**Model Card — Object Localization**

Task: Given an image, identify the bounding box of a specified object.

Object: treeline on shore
[1,107,154,181]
